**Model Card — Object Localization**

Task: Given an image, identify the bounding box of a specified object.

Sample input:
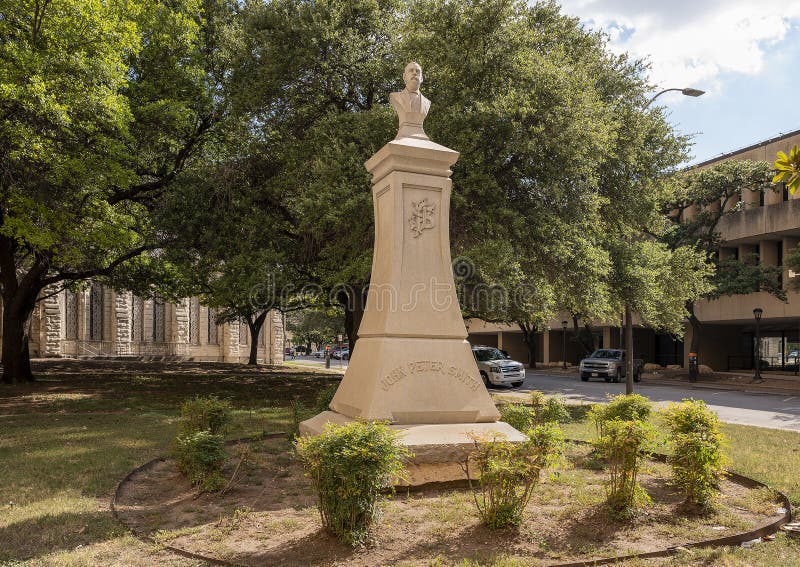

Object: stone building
[18,283,285,363]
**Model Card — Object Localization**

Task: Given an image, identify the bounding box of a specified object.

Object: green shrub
[466,424,563,529]
[179,395,232,436]
[663,400,728,510]
[588,394,652,437]
[499,393,569,433]
[593,418,656,520]
[295,420,410,546]
[498,403,536,432]
[175,431,227,492]
[530,391,570,424]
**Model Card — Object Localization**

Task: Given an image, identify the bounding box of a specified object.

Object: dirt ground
[113,438,784,566]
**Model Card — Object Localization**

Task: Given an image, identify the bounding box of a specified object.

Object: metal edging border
[110,433,287,567]
[110,435,793,567]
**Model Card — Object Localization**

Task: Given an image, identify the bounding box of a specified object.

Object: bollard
[688,352,698,383]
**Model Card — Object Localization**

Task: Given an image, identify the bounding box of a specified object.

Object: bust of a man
[389,61,431,140]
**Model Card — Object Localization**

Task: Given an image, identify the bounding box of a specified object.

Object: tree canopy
[0,0,233,382]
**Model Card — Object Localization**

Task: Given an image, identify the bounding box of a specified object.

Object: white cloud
[559,0,800,97]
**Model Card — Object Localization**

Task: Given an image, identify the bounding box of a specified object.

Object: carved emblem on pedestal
[409,198,436,237]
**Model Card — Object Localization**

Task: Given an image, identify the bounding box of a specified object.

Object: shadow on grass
[0,510,123,562]
[0,360,342,416]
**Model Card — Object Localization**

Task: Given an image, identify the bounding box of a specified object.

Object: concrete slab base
[299,411,526,485]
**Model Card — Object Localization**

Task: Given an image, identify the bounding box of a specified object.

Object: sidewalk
[527,366,800,396]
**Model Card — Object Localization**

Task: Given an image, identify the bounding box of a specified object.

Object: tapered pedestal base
[299,410,526,485]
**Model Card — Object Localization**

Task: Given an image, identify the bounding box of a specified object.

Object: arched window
[207,308,218,345]
[89,284,103,341]
[65,291,78,340]
[152,299,165,343]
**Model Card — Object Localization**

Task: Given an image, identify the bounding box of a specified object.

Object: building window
[131,296,144,342]
[189,298,200,344]
[207,308,218,345]
[783,183,789,202]
[152,299,165,343]
[759,190,765,207]
[89,283,103,341]
[65,291,78,340]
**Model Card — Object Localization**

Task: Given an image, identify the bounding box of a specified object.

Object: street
[286,357,800,432]
[502,371,800,432]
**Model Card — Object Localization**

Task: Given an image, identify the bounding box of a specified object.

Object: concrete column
[174,298,190,344]
[742,188,760,208]
[782,236,799,288]
[223,321,240,362]
[114,291,132,355]
[765,186,783,206]
[43,288,62,356]
[760,240,779,267]
[496,332,504,351]
[739,243,758,263]
[602,326,612,350]
[541,330,550,365]
[270,309,284,364]
[682,204,698,221]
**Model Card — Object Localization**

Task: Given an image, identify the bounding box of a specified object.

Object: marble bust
[389,62,431,140]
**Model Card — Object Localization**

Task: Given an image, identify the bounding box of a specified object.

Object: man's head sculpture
[403,62,423,93]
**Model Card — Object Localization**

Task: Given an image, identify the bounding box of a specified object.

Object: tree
[287,308,345,354]
[233,0,693,355]
[0,0,231,383]
[659,160,784,361]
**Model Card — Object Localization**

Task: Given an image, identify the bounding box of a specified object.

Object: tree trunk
[340,284,367,353]
[246,311,268,366]
[625,304,634,395]
[687,301,701,357]
[518,322,537,368]
[2,295,36,384]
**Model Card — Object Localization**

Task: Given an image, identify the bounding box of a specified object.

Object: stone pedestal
[300,133,523,484]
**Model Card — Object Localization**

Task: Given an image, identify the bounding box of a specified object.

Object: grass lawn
[1,360,799,566]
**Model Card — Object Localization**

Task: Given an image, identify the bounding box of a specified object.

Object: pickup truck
[579,349,643,383]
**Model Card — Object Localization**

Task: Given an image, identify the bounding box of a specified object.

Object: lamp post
[753,308,763,383]
[644,87,705,109]
[562,320,568,370]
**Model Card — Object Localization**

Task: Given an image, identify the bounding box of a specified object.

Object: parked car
[579,349,643,383]
[331,348,350,360]
[284,346,295,356]
[472,345,526,388]
[311,350,326,358]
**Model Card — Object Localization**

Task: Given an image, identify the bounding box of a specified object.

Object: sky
[557,0,800,165]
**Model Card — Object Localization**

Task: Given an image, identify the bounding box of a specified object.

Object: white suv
[472,345,526,388]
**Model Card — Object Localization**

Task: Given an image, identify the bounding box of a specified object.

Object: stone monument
[300,62,524,484]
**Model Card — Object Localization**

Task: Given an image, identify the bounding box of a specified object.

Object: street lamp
[562,320,568,370]
[753,308,763,383]
[644,87,706,109]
